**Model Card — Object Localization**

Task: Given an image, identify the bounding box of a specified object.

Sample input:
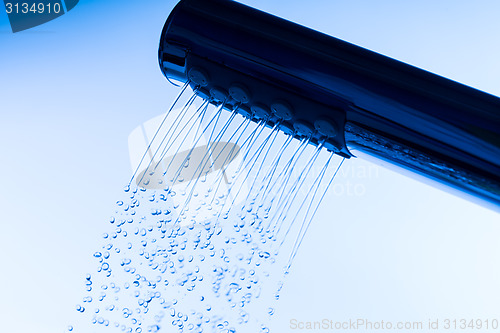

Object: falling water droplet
[76,87,345,333]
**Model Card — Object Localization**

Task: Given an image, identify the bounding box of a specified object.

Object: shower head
[159,0,500,211]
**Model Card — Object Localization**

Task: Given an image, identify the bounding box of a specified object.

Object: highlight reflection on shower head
[159,0,500,211]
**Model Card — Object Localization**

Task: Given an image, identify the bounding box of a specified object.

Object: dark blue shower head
[159,0,500,211]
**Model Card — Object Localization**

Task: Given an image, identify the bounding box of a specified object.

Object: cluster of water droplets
[71,82,344,332]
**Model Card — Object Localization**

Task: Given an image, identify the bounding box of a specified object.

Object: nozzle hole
[251,103,271,119]
[271,101,294,120]
[210,87,228,102]
[229,84,251,103]
[293,120,314,137]
[188,67,209,87]
[314,118,338,138]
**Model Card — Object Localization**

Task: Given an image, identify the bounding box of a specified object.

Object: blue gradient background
[1,1,500,332]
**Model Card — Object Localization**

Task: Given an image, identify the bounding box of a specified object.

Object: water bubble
[259,251,270,259]
[148,325,160,332]
[123,308,132,318]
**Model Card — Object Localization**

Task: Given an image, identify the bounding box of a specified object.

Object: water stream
[71,85,345,332]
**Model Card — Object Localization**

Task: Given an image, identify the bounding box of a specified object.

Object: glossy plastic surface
[159,0,500,210]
